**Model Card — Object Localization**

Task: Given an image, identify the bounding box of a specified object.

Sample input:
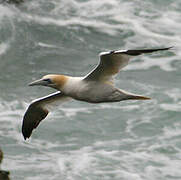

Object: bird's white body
[22,47,171,140]
[59,76,134,103]
[61,77,85,97]
[61,76,114,103]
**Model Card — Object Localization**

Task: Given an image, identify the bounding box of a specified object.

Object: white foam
[164,88,181,102]
[0,42,10,55]
[61,107,92,117]
[125,56,175,71]
[160,103,181,112]
[21,13,119,35]
[0,5,16,55]
[37,42,58,48]
[58,146,96,178]
[162,123,181,139]
[0,5,14,20]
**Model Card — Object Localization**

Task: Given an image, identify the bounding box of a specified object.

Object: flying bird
[22,47,171,140]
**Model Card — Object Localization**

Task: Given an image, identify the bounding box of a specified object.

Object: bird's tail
[117,89,151,101]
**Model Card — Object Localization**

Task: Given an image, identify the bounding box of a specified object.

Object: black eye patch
[43,78,52,83]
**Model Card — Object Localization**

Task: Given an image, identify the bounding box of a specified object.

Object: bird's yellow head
[29,74,68,90]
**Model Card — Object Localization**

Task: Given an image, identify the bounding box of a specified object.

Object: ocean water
[0,0,181,179]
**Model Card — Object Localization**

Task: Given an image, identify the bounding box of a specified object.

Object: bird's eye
[43,79,52,83]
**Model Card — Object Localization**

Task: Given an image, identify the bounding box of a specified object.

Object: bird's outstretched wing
[22,92,71,140]
[84,47,172,82]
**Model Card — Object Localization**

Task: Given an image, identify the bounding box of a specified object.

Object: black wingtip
[22,125,30,140]
[22,104,49,141]
[22,134,27,140]
[22,117,35,141]
[167,46,174,50]
[160,46,173,50]
[125,47,173,56]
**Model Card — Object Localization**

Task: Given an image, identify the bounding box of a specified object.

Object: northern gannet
[0,148,10,180]
[22,47,171,140]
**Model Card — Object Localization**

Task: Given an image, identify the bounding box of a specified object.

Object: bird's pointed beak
[29,79,47,86]
[128,94,151,100]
